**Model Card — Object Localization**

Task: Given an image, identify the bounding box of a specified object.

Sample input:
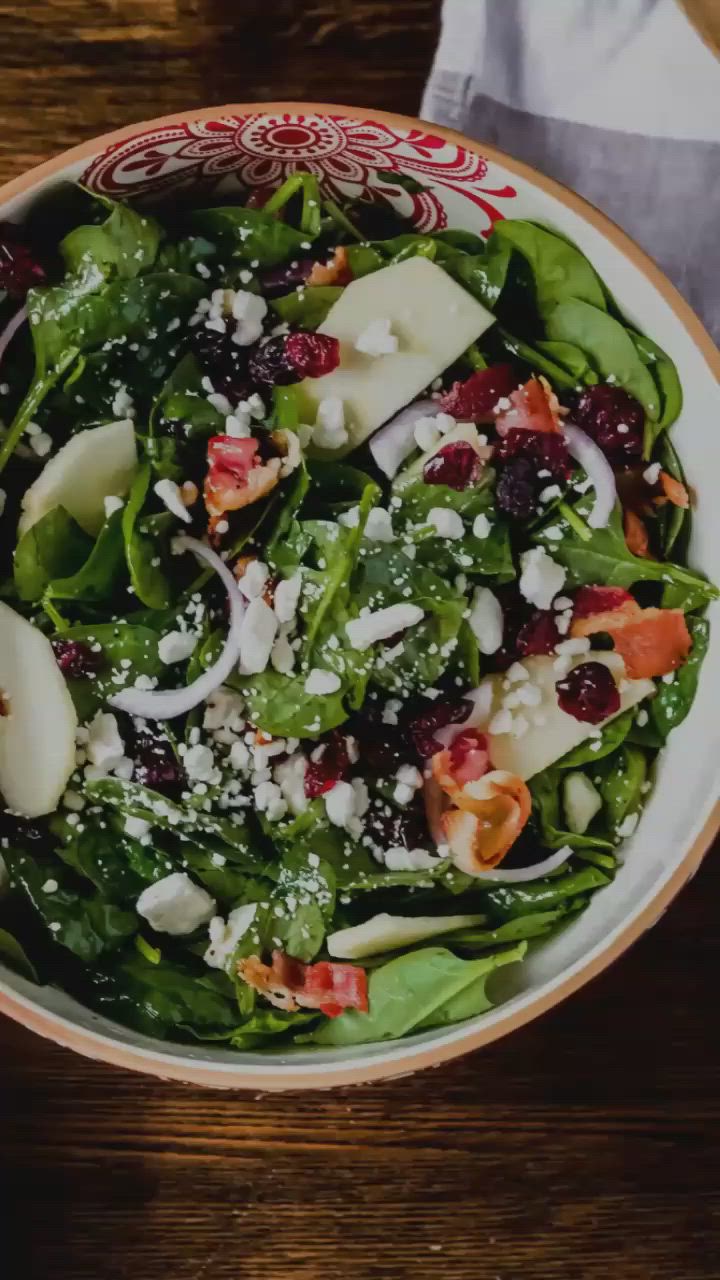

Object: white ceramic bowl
[1,103,718,1089]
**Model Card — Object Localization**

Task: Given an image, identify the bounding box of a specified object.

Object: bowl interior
[1,106,719,1087]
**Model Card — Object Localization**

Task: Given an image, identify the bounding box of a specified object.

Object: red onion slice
[110,536,245,721]
[562,422,616,530]
[469,843,574,882]
[0,305,27,372]
[369,398,440,478]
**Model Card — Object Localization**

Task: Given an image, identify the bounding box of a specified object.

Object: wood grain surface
[1,3,720,1278]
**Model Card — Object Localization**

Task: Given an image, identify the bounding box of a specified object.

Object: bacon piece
[572,604,692,679]
[237,950,368,1018]
[441,770,532,874]
[204,435,281,520]
[431,730,490,802]
[623,509,650,558]
[495,376,563,438]
[308,246,352,287]
[658,471,690,509]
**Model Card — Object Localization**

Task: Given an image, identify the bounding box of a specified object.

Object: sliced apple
[0,601,77,817]
[18,418,138,538]
[475,653,654,781]
[327,910,486,960]
[303,257,496,453]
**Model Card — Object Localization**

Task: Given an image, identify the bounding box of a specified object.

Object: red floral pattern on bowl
[81,111,517,236]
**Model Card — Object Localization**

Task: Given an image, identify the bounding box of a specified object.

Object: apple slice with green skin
[303,257,496,454]
[18,418,138,538]
[474,653,654,781]
[0,601,78,817]
[327,911,487,960]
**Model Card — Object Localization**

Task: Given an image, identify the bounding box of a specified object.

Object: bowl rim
[1,101,718,1091]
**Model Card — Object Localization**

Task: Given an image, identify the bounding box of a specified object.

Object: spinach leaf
[628,329,683,452]
[0,927,39,981]
[52,815,168,901]
[491,220,607,315]
[595,746,648,834]
[46,508,126,602]
[3,847,136,962]
[493,327,580,390]
[185,207,310,267]
[545,300,660,419]
[85,952,239,1040]
[396,480,514,579]
[230,1007,318,1049]
[484,865,610,921]
[149,353,224,446]
[535,498,718,609]
[271,286,343,329]
[262,172,323,238]
[535,338,598,384]
[122,462,172,609]
[445,240,512,309]
[655,434,689,559]
[304,943,526,1045]
[56,620,165,718]
[60,195,161,282]
[13,506,93,602]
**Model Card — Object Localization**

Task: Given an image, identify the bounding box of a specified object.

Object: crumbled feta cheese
[519,547,567,609]
[636,708,649,727]
[506,662,530,683]
[204,903,257,970]
[207,391,233,416]
[203,687,245,737]
[305,668,342,695]
[224,411,252,438]
[555,637,591,656]
[346,603,424,650]
[428,507,464,540]
[86,712,125,773]
[643,462,661,486]
[338,505,360,528]
[273,571,303,623]
[616,812,639,838]
[539,484,562,503]
[355,317,398,356]
[112,387,135,419]
[382,698,403,726]
[472,513,492,539]
[253,780,287,822]
[103,494,124,518]
[468,587,503,655]
[393,763,423,807]
[313,397,348,450]
[184,744,217,783]
[231,291,268,345]
[153,478,191,523]
[364,508,395,542]
[382,847,442,871]
[238,559,270,600]
[270,627,295,674]
[136,873,215,936]
[125,816,151,840]
[273,753,309,816]
[239,598,278,674]
[29,431,53,457]
[414,416,441,452]
[324,781,359,833]
[158,630,197,665]
[488,708,514,735]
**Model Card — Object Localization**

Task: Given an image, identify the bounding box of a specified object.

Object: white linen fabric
[422,0,720,338]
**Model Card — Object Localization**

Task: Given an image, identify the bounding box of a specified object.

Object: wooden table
[1,4,719,1277]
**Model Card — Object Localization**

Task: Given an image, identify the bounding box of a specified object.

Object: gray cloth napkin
[422,0,720,341]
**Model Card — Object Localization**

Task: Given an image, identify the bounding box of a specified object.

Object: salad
[0,172,715,1052]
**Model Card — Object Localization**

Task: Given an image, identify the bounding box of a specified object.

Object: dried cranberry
[0,223,45,299]
[423,442,481,490]
[408,699,471,759]
[350,716,413,774]
[247,335,298,389]
[364,800,429,853]
[304,731,351,799]
[516,610,561,656]
[496,458,538,519]
[133,734,185,795]
[571,385,644,462]
[259,259,314,298]
[491,586,533,671]
[556,661,620,724]
[440,365,516,422]
[52,639,104,679]
[285,332,340,379]
[573,586,635,618]
[495,428,573,481]
[191,325,251,403]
